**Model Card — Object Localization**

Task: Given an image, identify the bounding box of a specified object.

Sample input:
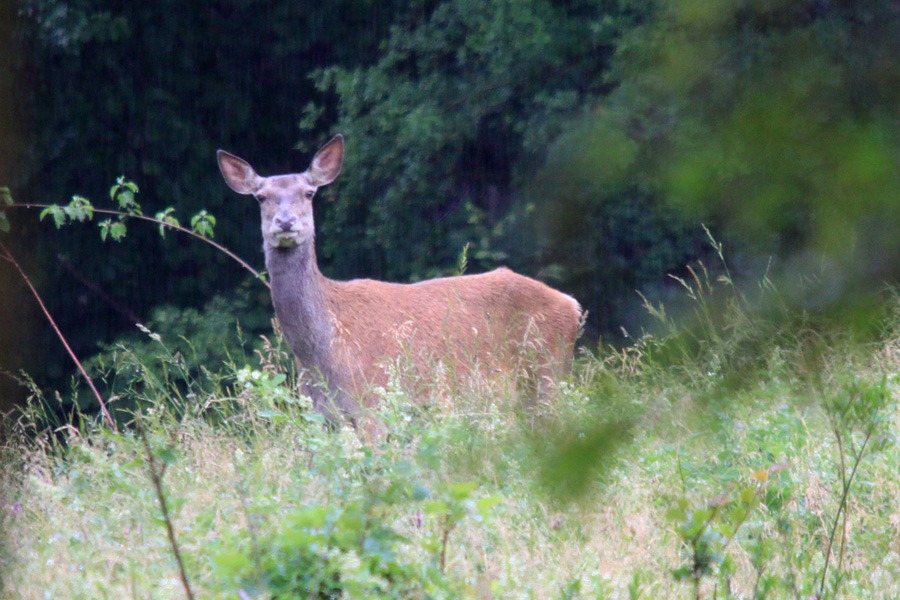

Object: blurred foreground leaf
[538,418,634,501]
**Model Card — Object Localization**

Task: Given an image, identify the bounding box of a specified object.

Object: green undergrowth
[4,277,900,599]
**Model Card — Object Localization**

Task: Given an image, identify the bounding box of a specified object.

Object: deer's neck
[265,243,360,425]
[265,243,335,373]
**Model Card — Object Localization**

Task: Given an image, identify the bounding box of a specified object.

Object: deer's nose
[273,211,298,231]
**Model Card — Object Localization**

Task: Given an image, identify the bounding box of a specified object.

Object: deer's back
[323,267,581,397]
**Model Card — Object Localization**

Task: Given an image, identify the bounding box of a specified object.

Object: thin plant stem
[136,414,195,600]
[440,513,454,574]
[0,241,117,431]
[818,421,875,597]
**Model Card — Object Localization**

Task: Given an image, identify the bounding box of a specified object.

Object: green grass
[4,285,900,599]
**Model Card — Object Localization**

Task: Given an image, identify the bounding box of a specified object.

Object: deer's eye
[254,193,266,203]
[305,190,315,200]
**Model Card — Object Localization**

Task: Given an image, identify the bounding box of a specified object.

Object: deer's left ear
[306,134,344,187]
[217,150,261,195]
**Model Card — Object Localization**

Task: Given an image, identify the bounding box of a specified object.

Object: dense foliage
[5,0,900,405]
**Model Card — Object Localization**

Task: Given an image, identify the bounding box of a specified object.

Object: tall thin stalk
[817,420,876,597]
[136,414,195,600]
[0,240,117,431]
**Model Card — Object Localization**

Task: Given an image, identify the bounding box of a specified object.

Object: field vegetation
[3,260,899,599]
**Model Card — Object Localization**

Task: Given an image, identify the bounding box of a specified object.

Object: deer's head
[217,135,344,250]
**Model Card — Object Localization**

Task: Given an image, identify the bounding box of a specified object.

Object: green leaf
[40,205,66,228]
[154,208,180,238]
[109,221,127,241]
[475,495,501,520]
[691,508,713,526]
[424,500,449,515]
[665,507,687,523]
[158,447,179,464]
[0,186,12,206]
[739,487,756,505]
[448,481,478,501]
[68,195,94,221]
[301,412,327,425]
[0,211,8,233]
[256,410,287,422]
[285,506,328,530]
[539,418,634,500]
[122,455,144,469]
[277,528,315,548]
[212,550,252,571]
[191,210,216,237]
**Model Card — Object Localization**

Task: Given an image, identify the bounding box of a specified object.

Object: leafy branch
[14,178,268,287]
[0,177,268,431]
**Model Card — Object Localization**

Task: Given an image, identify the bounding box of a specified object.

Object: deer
[217,135,582,433]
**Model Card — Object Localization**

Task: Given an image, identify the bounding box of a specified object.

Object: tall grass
[3,264,900,599]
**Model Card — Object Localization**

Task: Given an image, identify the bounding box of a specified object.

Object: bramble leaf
[67,195,94,222]
[475,495,501,520]
[109,221,127,241]
[448,481,478,501]
[111,177,142,215]
[40,205,66,228]
[154,207,180,237]
[99,219,127,241]
[190,210,216,237]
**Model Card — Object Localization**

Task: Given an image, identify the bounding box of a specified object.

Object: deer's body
[219,135,581,426]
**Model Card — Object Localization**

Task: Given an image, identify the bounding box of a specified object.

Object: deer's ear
[217,150,261,195]
[306,134,344,187]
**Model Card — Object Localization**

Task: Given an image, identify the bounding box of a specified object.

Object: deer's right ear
[307,134,344,187]
[217,150,261,195]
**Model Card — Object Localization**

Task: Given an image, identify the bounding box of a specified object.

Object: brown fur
[217,135,582,427]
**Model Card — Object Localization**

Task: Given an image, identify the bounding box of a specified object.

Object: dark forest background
[3,0,900,416]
